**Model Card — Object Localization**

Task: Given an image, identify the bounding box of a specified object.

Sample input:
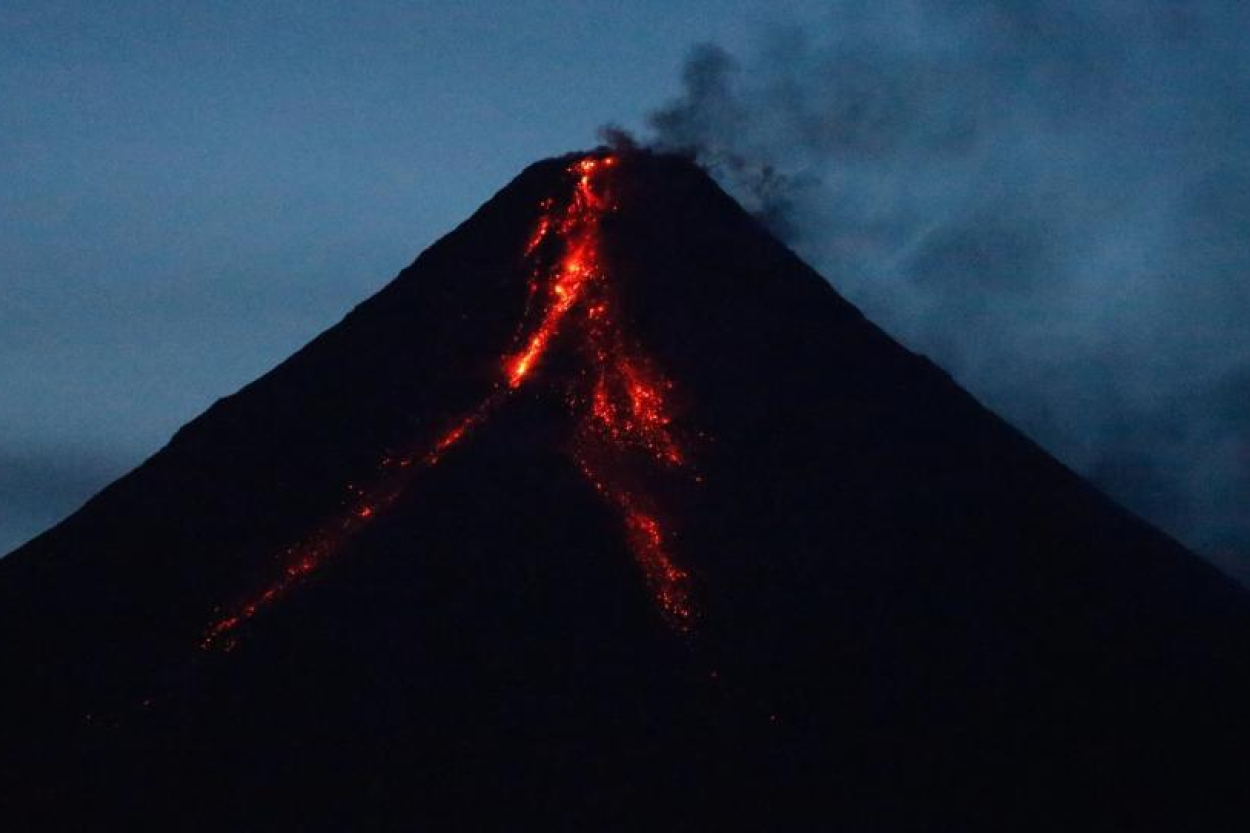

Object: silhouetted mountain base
[3,151,1248,831]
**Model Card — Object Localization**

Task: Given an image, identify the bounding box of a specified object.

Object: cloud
[0,446,133,555]
[644,1,1250,578]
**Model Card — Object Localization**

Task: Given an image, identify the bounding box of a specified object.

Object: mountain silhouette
[2,150,1248,831]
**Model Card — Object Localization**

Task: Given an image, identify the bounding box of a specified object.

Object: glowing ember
[201,399,498,650]
[503,160,607,388]
[202,153,700,649]
[575,453,696,629]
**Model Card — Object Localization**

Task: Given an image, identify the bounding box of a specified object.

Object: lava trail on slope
[203,154,698,649]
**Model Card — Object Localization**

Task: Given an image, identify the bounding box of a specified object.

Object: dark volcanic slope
[3,151,1249,832]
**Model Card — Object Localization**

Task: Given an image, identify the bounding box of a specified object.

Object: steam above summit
[643,3,1250,580]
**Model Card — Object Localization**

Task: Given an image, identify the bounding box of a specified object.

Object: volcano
[3,151,1249,831]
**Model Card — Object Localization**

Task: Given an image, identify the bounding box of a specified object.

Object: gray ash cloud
[641,1,1250,580]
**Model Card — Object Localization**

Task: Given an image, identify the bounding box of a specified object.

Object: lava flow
[200,397,501,650]
[202,154,698,649]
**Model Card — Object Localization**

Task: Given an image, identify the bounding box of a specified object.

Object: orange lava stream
[505,158,610,388]
[202,154,698,649]
[201,396,500,650]
[569,268,695,629]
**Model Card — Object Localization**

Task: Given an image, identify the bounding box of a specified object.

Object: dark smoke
[642,2,1250,581]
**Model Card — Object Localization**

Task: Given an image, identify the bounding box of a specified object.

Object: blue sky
[0,1,822,551]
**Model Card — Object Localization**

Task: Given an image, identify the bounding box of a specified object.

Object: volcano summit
[3,151,1249,831]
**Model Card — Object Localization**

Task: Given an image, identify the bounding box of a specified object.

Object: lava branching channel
[203,155,699,650]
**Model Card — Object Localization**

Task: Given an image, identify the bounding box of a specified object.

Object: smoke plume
[643,2,1250,580]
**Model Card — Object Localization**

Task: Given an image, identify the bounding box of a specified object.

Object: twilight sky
[0,0,822,552]
[3,1,1248,581]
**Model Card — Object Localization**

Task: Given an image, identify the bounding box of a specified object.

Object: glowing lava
[203,153,699,649]
[505,158,610,388]
[200,400,498,650]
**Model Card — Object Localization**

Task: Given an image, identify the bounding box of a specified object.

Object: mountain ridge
[2,149,1248,831]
